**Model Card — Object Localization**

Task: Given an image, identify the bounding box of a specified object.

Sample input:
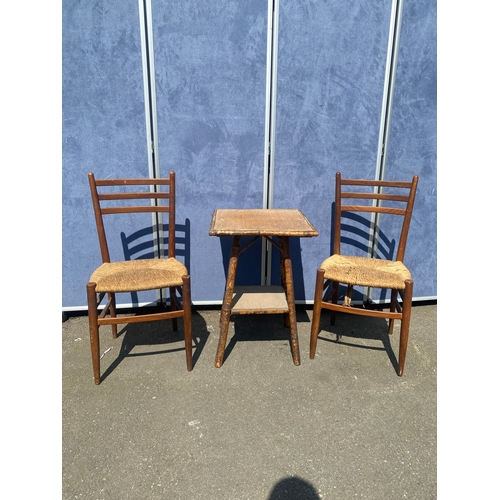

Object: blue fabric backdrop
[62,0,151,307]
[384,0,437,299]
[151,0,268,302]
[272,0,393,301]
[62,0,436,308]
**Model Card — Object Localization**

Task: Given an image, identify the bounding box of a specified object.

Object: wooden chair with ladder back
[86,171,192,384]
[309,172,418,376]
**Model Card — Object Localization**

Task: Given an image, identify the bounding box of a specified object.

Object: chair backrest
[88,172,176,263]
[333,172,418,262]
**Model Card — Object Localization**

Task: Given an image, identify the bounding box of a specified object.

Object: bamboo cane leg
[215,235,241,367]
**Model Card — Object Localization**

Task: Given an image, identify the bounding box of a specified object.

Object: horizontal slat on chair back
[339,178,414,215]
[94,178,171,186]
[340,178,413,188]
[334,173,419,260]
[88,172,176,263]
[99,192,170,200]
[340,205,406,215]
[94,177,172,215]
[100,206,170,214]
[342,192,409,202]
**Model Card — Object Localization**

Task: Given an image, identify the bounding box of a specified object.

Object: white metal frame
[375,0,405,186]
[139,0,165,303]
[366,0,405,302]
[261,0,280,285]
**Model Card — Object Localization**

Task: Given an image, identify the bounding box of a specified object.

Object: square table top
[209,208,319,237]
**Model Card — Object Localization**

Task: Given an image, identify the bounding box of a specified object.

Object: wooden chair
[310,172,418,376]
[86,171,192,384]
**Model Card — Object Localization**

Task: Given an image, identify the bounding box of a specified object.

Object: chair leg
[181,275,193,372]
[330,280,339,325]
[109,292,118,339]
[87,282,101,385]
[170,286,178,331]
[388,289,398,335]
[397,280,414,376]
[310,268,325,359]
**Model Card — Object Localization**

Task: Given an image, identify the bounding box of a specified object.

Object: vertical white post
[262,0,280,285]
[367,0,405,302]
[375,0,405,185]
[139,0,164,302]
[139,0,152,176]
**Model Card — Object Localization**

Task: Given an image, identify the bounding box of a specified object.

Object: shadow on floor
[314,308,399,374]
[220,309,312,365]
[268,476,321,500]
[98,310,210,383]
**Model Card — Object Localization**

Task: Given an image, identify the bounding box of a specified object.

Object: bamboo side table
[209,209,319,367]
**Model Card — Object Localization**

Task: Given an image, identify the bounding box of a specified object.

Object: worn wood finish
[281,236,300,365]
[310,172,419,376]
[215,235,241,368]
[86,171,192,384]
[210,209,318,367]
[279,243,290,328]
[209,209,319,237]
[230,286,289,313]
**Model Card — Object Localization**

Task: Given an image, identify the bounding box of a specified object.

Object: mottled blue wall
[62,0,437,308]
[272,0,393,300]
[384,0,437,299]
[151,0,268,301]
[62,0,150,307]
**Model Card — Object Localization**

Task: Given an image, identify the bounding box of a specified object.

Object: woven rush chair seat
[90,258,188,293]
[321,255,411,290]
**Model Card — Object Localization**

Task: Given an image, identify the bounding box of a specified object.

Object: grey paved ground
[62,304,436,499]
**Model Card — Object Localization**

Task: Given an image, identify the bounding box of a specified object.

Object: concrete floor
[62,303,436,499]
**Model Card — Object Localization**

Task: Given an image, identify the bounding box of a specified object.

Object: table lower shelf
[230,286,289,314]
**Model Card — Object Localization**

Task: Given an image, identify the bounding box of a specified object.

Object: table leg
[215,235,241,367]
[279,245,290,328]
[281,237,301,366]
